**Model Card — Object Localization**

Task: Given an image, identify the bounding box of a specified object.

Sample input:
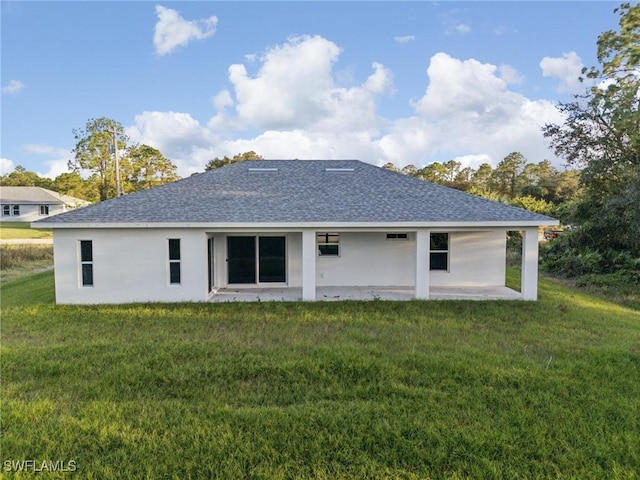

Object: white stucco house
[1,186,90,222]
[33,160,558,304]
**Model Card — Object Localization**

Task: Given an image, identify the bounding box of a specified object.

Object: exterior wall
[1,203,65,222]
[53,228,207,304]
[432,231,506,286]
[317,232,415,287]
[287,233,303,287]
[315,230,506,287]
[52,227,509,304]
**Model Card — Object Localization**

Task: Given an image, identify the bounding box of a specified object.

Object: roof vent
[325,167,355,172]
[248,167,278,173]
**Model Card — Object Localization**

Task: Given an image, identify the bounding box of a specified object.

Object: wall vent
[325,167,355,172]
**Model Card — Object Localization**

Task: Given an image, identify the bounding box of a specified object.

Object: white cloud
[394,35,415,44]
[380,52,565,168]
[498,64,525,85]
[413,53,514,118]
[451,154,493,170]
[227,35,343,130]
[219,129,384,163]
[447,23,471,35]
[128,36,396,174]
[39,160,71,179]
[22,144,73,179]
[153,5,218,56]
[492,26,516,36]
[219,35,394,138]
[2,80,24,94]
[127,111,220,174]
[0,158,16,175]
[24,144,70,157]
[124,41,565,177]
[540,51,586,94]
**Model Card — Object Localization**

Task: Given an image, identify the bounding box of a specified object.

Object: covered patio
[208,285,522,302]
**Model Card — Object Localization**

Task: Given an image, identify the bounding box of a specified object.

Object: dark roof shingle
[37,160,556,224]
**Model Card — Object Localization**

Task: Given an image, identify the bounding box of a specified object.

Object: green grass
[1,272,639,479]
[1,269,55,307]
[0,221,52,239]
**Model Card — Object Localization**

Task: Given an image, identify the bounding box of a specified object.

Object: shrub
[0,245,54,270]
[541,230,640,280]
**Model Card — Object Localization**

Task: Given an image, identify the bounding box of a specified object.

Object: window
[2,205,9,216]
[430,233,449,271]
[80,240,93,286]
[40,205,49,215]
[168,239,181,284]
[317,233,339,256]
[12,205,20,216]
[386,233,408,240]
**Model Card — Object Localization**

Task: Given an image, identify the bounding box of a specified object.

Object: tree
[542,2,640,257]
[468,163,494,197]
[508,195,555,216]
[416,162,448,184]
[127,145,179,190]
[490,152,527,199]
[0,165,54,189]
[205,151,263,171]
[69,117,179,201]
[452,166,473,192]
[69,117,129,201]
[53,172,95,202]
[400,164,418,177]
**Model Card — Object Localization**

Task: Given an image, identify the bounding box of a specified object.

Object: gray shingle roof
[0,186,89,206]
[36,160,556,225]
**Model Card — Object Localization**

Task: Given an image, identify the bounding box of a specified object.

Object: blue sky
[1,1,623,178]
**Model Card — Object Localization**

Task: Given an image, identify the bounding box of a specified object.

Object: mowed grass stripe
[1,272,639,478]
[0,221,52,239]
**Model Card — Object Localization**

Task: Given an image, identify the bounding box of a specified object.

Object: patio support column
[521,227,539,301]
[415,228,430,299]
[302,229,316,301]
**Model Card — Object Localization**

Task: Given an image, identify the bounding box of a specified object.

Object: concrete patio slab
[208,285,522,302]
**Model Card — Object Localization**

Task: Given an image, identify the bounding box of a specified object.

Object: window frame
[39,205,50,215]
[386,233,408,240]
[79,240,94,287]
[12,205,20,216]
[168,238,181,285]
[2,205,10,216]
[429,232,449,271]
[317,232,340,257]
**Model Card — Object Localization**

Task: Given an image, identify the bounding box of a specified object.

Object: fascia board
[34,219,560,230]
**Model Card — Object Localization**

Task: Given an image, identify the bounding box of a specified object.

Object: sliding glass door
[227,236,286,284]
[258,236,286,283]
[227,236,257,284]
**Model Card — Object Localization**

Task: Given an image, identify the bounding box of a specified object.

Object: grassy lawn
[0,221,52,239]
[1,272,638,478]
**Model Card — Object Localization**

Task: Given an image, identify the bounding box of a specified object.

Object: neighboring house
[34,160,558,304]
[1,186,90,222]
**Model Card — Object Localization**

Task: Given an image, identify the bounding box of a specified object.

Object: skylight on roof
[325,167,355,172]
[247,167,278,173]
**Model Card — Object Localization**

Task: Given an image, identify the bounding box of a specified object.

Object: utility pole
[106,128,123,197]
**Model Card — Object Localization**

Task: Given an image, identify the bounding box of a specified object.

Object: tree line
[382,153,580,217]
